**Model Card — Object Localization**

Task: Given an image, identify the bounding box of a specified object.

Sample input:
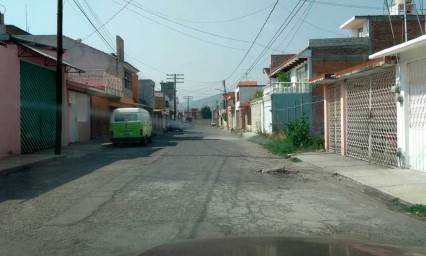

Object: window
[296,65,307,83]
[358,27,363,37]
[114,113,138,122]
[237,92,240,102]
[124,71,132,89]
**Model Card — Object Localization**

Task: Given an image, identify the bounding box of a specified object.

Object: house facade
[15,35,141,142]
[266,37,370,135]
[0,29,83,157]
[138,79,156,110]
[234,80,262,130]
[309,3,425,168]
[369,35,426,172]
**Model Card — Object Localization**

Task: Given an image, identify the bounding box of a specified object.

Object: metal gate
[408,58,426,172]
[328,84,341,153]
[20,61,56,154]
[346,71,398,167]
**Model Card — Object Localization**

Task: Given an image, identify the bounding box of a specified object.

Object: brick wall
[370,16,424,54]
[310,42,370,77]
[271,54,294,71]
[312,59,367,78]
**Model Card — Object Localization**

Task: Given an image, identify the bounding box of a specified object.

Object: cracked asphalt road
[0,125,425,255]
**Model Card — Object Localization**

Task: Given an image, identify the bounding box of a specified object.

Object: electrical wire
[80,0,115,46]
[131,2,275,24]
[277,3,345,36]
[384,0,396,46]
[121,0,283,52]
[83,0,133,40]
[225,0,280,81]
[303,0,382,10]
[414,0,425,35]
[111,0,246,51]
[249,0,315,73]
[228,0,308,91]
[72,0,116,53]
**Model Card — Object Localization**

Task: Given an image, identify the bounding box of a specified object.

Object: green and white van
[110,108,153,146]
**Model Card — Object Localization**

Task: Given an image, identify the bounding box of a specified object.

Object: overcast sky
[2,0,420,106]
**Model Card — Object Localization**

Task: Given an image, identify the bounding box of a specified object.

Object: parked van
[110,108,153,146]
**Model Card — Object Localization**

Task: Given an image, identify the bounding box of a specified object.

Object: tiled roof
[237,80,257,87]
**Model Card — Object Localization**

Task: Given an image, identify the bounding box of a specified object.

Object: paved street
[0,125,425,255]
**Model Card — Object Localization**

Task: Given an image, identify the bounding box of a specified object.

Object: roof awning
[270,55,307,76]
[17,43,84,73]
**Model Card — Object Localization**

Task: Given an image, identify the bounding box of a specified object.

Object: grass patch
[290,157,302,163]
[409,204,426,217]
[389,198,426,218]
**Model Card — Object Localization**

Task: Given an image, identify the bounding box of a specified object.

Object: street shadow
[0,131,203,203]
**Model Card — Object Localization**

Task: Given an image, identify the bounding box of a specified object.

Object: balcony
[68,69,124,97]
[265,82,312,94]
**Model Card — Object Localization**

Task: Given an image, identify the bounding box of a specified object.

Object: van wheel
[140,136,147,146]
[147,135,152,143]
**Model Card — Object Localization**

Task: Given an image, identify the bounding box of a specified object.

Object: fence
[271,93,324,134]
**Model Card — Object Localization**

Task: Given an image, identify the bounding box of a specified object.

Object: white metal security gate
[408,59,426,172]
[346,71,398,167]
[328,84,341,154]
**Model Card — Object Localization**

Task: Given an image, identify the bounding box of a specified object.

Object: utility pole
[167,74,184,120]
[55,0,63,155]
[216,100,219,125]
[223,80,229,131]
[183,96,193,120]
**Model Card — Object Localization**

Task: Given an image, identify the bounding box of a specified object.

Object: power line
[80,0,115,46]
[304,0,382,10]
[131,2,275,24]
[120,0,284,52]
[277,3,345,36]
[83,0,133,40]
[225,0,280,81]
[71,0,116,53]
[111,0,246,51]
[275,0,315,56]
[228,0,308,91]
[246,0,316,80]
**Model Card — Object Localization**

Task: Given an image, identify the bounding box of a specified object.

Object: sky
[1,0,423,108]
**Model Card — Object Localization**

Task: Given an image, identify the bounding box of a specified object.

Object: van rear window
[114,113,138,122]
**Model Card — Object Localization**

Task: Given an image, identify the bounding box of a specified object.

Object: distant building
[138,79,155,110]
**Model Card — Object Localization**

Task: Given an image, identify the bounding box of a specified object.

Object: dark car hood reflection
[137,237,426,256]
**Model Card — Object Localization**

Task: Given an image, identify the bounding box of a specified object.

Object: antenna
[25,5,28,32]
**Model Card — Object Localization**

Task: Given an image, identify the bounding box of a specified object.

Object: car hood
[135,237,426,256]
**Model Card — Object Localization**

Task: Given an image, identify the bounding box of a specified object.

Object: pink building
[0,38,81,158]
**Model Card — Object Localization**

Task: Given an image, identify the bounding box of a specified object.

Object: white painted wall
[263,97,272,134]
[398,46,426,171]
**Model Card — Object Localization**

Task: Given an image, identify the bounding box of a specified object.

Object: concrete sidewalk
[0,138,110,177]
[296,153,426,205]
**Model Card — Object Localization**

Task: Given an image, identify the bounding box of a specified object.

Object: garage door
[346,70,398,167]
[408,58,426,172]
[20,61,56,154]
[328,84,341,154]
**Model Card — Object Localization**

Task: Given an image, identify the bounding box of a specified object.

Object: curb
[0,155,66,178]
[289,159,418,216]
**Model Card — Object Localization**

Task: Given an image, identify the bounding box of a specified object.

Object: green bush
[286,114,309,147]
[309,135,325,149]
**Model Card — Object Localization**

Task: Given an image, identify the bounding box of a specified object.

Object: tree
[200,106,212,119]
[251,90,263,100]
[277,71,290,82]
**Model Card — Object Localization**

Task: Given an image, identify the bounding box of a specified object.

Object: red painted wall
[0,45,21,157]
